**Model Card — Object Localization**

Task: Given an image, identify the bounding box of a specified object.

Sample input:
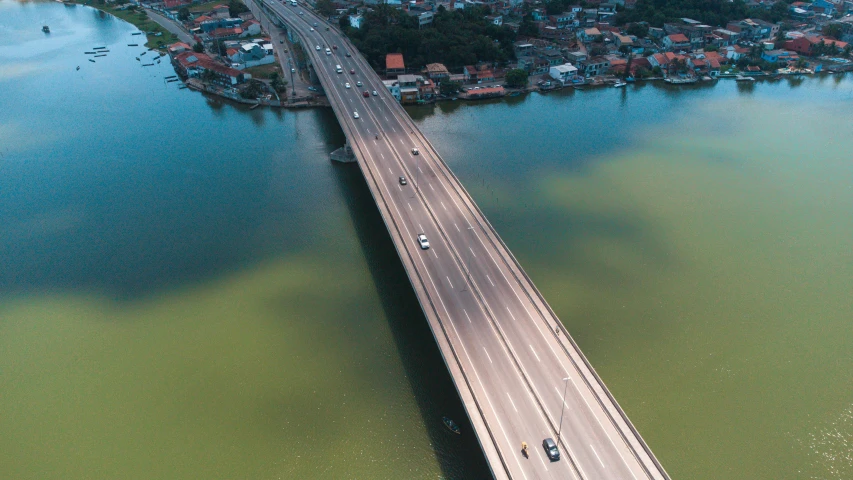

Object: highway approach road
[261,2,670,479]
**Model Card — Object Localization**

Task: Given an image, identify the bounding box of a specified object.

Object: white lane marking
[446,276,454,289]
[506,392,518,412]
[407,203,412,211]
[537,450,550,471]
[432,250,438,259]
[388,168,392,173]
[529,345,541,363]
[429,184,434,191]
[486,274,495,286]
[590,444,605,468]
[384,115,388,121]
[463,309,471,323]
[380,153,385,159]
[398,185,402,191]
[469,247,477,258]
[373,140,377,145]
[483,347,493,364]
[441,201,447,211]
[418,167,423,173]
[454,223,460,232]
[419,224,424,232]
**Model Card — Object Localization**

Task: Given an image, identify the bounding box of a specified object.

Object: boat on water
[735,74,755,82]
[625,76,636,83]
[42,25,50,33]
[93,46,106,50]
[613,81,627,88]
[76,66,80,70]
[94,54,106,57]
[140,51,146,56]
[131,32,142,36]
[142,63,154,67]
[508,91,521,97]
[89,59,95,63]
[442,417,461,435]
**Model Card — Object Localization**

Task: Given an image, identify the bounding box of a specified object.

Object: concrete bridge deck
[259,2,670,478]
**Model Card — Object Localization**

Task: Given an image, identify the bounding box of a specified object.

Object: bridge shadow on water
[328,161,493,479]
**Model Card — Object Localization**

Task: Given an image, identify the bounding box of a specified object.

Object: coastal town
[72,0,853,104]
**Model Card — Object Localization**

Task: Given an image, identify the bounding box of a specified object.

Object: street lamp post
[557,376,570,445]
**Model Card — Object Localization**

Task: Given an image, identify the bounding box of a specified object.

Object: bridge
[258,2,670,478]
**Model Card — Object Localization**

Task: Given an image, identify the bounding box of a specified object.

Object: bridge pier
[330,141,356,163]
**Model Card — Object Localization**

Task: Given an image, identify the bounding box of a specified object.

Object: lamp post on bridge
[557,376,570,446]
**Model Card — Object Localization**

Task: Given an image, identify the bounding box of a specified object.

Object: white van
[335,64,342,73]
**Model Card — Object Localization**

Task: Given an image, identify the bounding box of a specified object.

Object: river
[2,2,852,479]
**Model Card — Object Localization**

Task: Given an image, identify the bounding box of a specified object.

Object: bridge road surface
[261,2,670,479]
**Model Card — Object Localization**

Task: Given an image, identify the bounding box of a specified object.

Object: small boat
[735,74,754,82]
[140,51,146,56]
[165,75,177,79]
[142,63,154,66]
[132,32,142,36]
[508,91,521,97]
[128,43,138,47]
[85,51,96,54]
[442,417,461,435]
[135,57,140,61]
[166,78,179,82]
[89,59,95,63]
[625,76,636,83]
[613,82,627,88]
[94,54,106,57]
[93,46,106,50]
[178,85,188,89]
[42,25,50,33]
[76,66,80,70]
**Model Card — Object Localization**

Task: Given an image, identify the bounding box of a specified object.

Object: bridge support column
[330,140,356,163]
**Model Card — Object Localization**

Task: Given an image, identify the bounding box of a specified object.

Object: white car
[345,82,351,89]
[291,68,296,73]
[372,90,378,96]
[315,45,320,51]
[353,111,359,119]
[310,27,314,31]
[411,147,419,155]
[356,81,363,87]
[417,234,430,250]
[299,11,303,15]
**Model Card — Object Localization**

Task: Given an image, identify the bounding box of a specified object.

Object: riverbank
[69,0,178,49]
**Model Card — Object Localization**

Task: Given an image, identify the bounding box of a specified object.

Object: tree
[316,0,336,18]
[626,22,648,39]
[843,45,852,59]
[339,15,350,29]
[505,68,529,87]
[823,23,843,41]
[177,7,190,22]
[240,79,264,99]
[439,80,461,95]
[228,0,249,18]
[193,41,204,53]
[270,72,287,93]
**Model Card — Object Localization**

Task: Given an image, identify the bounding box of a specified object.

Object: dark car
[345,52,351,57]
[350,68,355,74]
[362,91,369,97]
[399,176,407,185]
[543,438,560,461]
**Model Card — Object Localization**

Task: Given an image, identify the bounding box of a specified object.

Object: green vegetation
[177,7,190,22]
[343,5,516,71]
[614,0,792,28]
[439,80,461,95]
[228,0,249,18]
[505,68,529,88]
[73,1,178,48]
[189,1,221,13]
[193,41,205,53]
[316,0,336,17]
[245,63,283,80]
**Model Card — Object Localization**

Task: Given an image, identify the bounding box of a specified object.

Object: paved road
[263,2,670,479]
[144,9,194,44]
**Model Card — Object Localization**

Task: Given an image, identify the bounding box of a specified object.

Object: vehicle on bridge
[352,111,359,119]
[349,68,355,74]
[345,52,351,57]
[411,147,419,155]
[335,65,342,73]
[362,91,369,98]
[399,176,407,185]
[417,234,430,250]
[372,90,378,96]
[542,438,560,461]
[344,82,350,89]
[315,45,320,51]
[356,81,362,87]
[325,48,331,55]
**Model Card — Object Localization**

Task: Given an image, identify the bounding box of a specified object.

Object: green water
[3,2,853,479]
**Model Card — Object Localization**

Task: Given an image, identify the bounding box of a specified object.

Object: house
[579,56,610,76]
[540,50,565,65]
[761,49,798,63]
[241,20,261,37]
[209,27,243,41]
[212,4,230,18]
[579,27,602,43]
[349,15,364,29]
[386,53,406,77]
[167,42,191,56]
[466,85,505,99]
[383,79,401,101]
[707,58,720,77]
[486,14,503,26]
[397,74,427,103]
[613,33,633,49]
[226,47,241,63]
[663,33,691,51]
[172,51,249,85]
[724,45,750,60]
[425,63,450,81]
[418,12,434,27]
[548,12,577,29]
[193,15,213,26]
[785,35,849,55]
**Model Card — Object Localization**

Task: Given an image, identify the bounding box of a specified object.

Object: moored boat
[442,417,460,435]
